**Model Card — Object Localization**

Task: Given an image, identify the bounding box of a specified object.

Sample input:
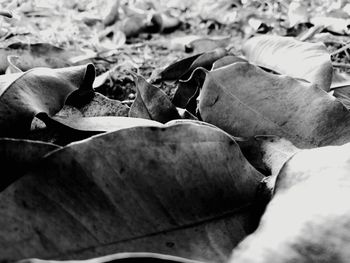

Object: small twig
[332,62,350,69]
[331,42,350,56]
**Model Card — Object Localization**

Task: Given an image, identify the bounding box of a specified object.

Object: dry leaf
[0,43,86,73]
[0,64,95,137]
[212,55,247,70]
[242,35,333,91]
[198,62,350,148]
[172,69,206,109]
[129,74,181,123]
[0,138,59,191]
[230,142,350,262]
[20,252,205,263]
[47,115,163,133]
[186,36,231,53]
[160,53,202,81]
[58,92,129,118]
[180,48,228,80]
[311,16,350,35]
[0,122,264,261]
[151,13,182,33]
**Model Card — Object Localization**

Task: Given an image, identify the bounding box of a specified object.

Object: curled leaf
[129,74,180,123]
[212,55,247,70]
[242,35,333,91]
[48,115,163,133]
[230,142,350,263]
[19,252,204,263]
[198,62,350,148]
[160,53,202,81]
[0,64,95,137]
[0,43,86,73]
[172,68,206,109]
[181,48,227,80]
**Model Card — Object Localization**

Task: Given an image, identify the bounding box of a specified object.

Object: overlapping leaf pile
[2,32,350,263]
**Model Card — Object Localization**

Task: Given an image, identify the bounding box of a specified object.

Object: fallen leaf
[0,138,59,191]
[46,115,163,133]
[242,35,333,91]
[119,14,148,38]
[186,36,231,53]
[211,55,247,70]
[0,122,264,262]
[0,43,86,73]
[196,1,238,25]
[0,64,95,137]
[30,114,163,145]
[129,74,181,123]
[180,48,228,80]
[311,16,350,35]
[19,252,205,263]
[238,135,300,177]
[160,53,202,81]
[230,142,350,263]
[58,92,130,118]
[172,69,206,109]
[6,55,23,73]
[151,13,182,33]
[167,36,202,51]
[198,62,350,148]
[176,108,198,120]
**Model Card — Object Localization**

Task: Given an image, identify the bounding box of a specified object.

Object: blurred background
[0,0,349,100]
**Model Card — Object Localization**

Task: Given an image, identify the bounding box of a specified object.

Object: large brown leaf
[242,35,333,91]
[198,62,350,148]
[0,122,263,262]
[0,138,59,191]
[0,64,95,137]
[230,142,350,263]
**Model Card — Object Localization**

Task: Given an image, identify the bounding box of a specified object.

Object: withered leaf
[198,62,350,148]
[0,138,59,191]
[0,64,95,137]
[0,122,264,262]
[242,35,333,91]
[0,42,86,73]
[129,74,181,123]
[20,252,205,263]
[230,142,350,262]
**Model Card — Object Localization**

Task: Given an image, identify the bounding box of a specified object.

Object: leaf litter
[2,0,350,262]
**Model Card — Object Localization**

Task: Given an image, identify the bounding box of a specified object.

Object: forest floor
[1,0,350,100]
